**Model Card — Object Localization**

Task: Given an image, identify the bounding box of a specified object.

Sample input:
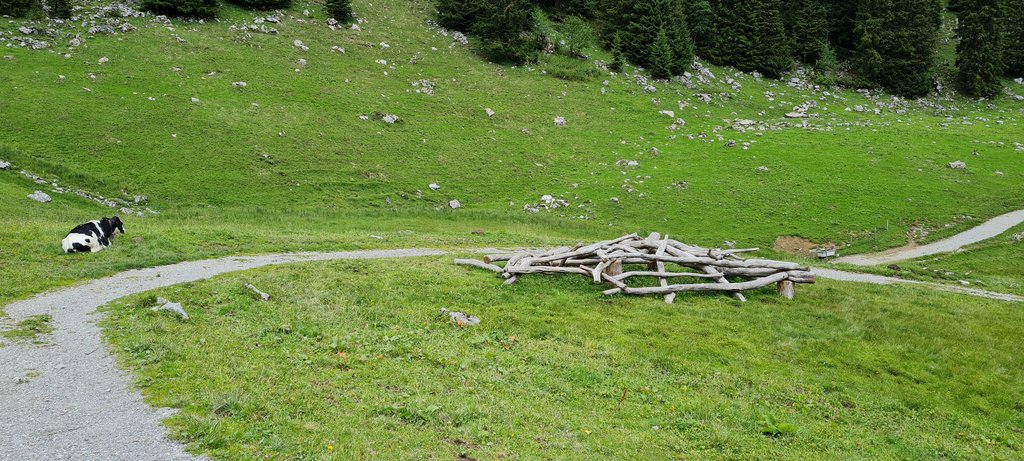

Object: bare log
[244,283,271,301]
[612,271,725,281]
[617,272,789,296]
[454,259,504,274]
[506,266,590,276]
[777,280,795,300]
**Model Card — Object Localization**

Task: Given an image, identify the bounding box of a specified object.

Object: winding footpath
[2,223,1022,460]
[834,209,1024,266]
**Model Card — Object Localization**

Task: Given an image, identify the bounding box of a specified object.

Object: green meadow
[2,0,1023,458]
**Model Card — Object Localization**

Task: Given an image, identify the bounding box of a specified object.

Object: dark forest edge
[1,0,1021,97]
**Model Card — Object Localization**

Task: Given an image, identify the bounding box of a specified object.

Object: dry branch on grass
[456,233,815,303]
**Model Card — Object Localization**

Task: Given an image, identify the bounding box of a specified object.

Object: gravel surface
[0,246,1017,460]
[0,249,443,461]
[835,209,1024,265]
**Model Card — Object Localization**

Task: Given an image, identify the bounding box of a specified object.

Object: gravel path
[834,209,1024,266]
[0,249,443,461]
[811,268,1024,302]
[0,246,1018,460]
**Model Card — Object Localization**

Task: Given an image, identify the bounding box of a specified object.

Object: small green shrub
[561,15,592,55]
[48,0,71,19]
[141,0,218,18]
[325,0,353,22]
[0,0,37,17]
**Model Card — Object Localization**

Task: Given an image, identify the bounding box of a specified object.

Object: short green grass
[1,0,1023,309]
[2,314,54,342]
[102,257,1024,460]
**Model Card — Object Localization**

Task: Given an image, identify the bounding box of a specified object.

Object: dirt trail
[0,249,443,461]
[0,246,1018,460]
[834,209,1024,266]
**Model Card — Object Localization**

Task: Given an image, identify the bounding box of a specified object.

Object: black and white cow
[62,216,125,253]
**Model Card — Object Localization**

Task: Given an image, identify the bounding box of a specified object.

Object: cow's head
[106,216,125,234]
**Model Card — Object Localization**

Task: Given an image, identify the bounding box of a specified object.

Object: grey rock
[0,160,10,169]
[448,199,461,209]
[440,308,479,326]
[232,81,247,87]
[755,166,770,173]
[27,191,52,203]
[553,116,567,126]
[153,297,189,320]
[947,160,967,170]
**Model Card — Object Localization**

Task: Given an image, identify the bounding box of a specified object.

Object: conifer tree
[789,0,828,64]
[609,32,625,71]
[686,0,715,56]
[956,0,1003,97]
[852,0,941,97]
[618,0,693,76]
[325,0,354,23]
[472,0,539,64]
[713,0,791,78]
[0,0,35,17]
[649,27,675,78]
[1004,0,1024,76]
[436,0,482,32]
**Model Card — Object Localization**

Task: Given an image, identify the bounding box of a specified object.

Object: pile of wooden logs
[455,233,814,303]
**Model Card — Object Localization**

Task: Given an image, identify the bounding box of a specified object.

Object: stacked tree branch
[455,233,814,303]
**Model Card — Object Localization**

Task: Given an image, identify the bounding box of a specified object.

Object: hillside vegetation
[1,0,1022,305]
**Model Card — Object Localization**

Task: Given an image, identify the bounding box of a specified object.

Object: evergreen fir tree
[956,0,1003,97]
[713,0,791,78]
[649,27,675,78]
[142,0,218,17]
[852,0,941,97]
[686,0,715,56]
[436,0,482,32]
[0,0,35,17]
[325,0,354,22]
[48,0,71,18]
[823,0,858,57]
[788,0,828,64]
[472,0,539,64]
[1004,0,1024,76]
[609,32,625,71]
[618,0,693,76]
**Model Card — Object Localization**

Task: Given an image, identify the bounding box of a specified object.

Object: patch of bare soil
[773,236,839,256]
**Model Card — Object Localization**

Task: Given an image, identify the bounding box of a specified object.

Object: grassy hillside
[1,0,1022,304]
[101,257,1024,459]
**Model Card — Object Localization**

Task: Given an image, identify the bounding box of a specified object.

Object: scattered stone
[381,113,399,124]
[659,110,675,118]
[293,39,309,51]
[887,264,901,271]
[452,31,468,46]
[27,191,52,203]
[98,56,109,64]
[440,308,479,327]
[190,97,200,103]
[485,108,495,117]
[994,170,1004,176]
[429,183,441,191]
[1012,233,1023,242]
[755,166,770,173]
[947,160,967,170]
[243,283,271,301]
[958,280,970,286]
[0,160,9,170]
[553,116,567,126]
[297,58,307,66]
[412,79,434,95]
[17,26,34,35]
[448,199,461,209]
[330,45,345,54]
[359,115,369,121]
[725,140,737,148]
[351,23,361,31]
[153,297,189,320]
[696,93,712,103]
[784,112,807,119]
[232,81,247,88]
